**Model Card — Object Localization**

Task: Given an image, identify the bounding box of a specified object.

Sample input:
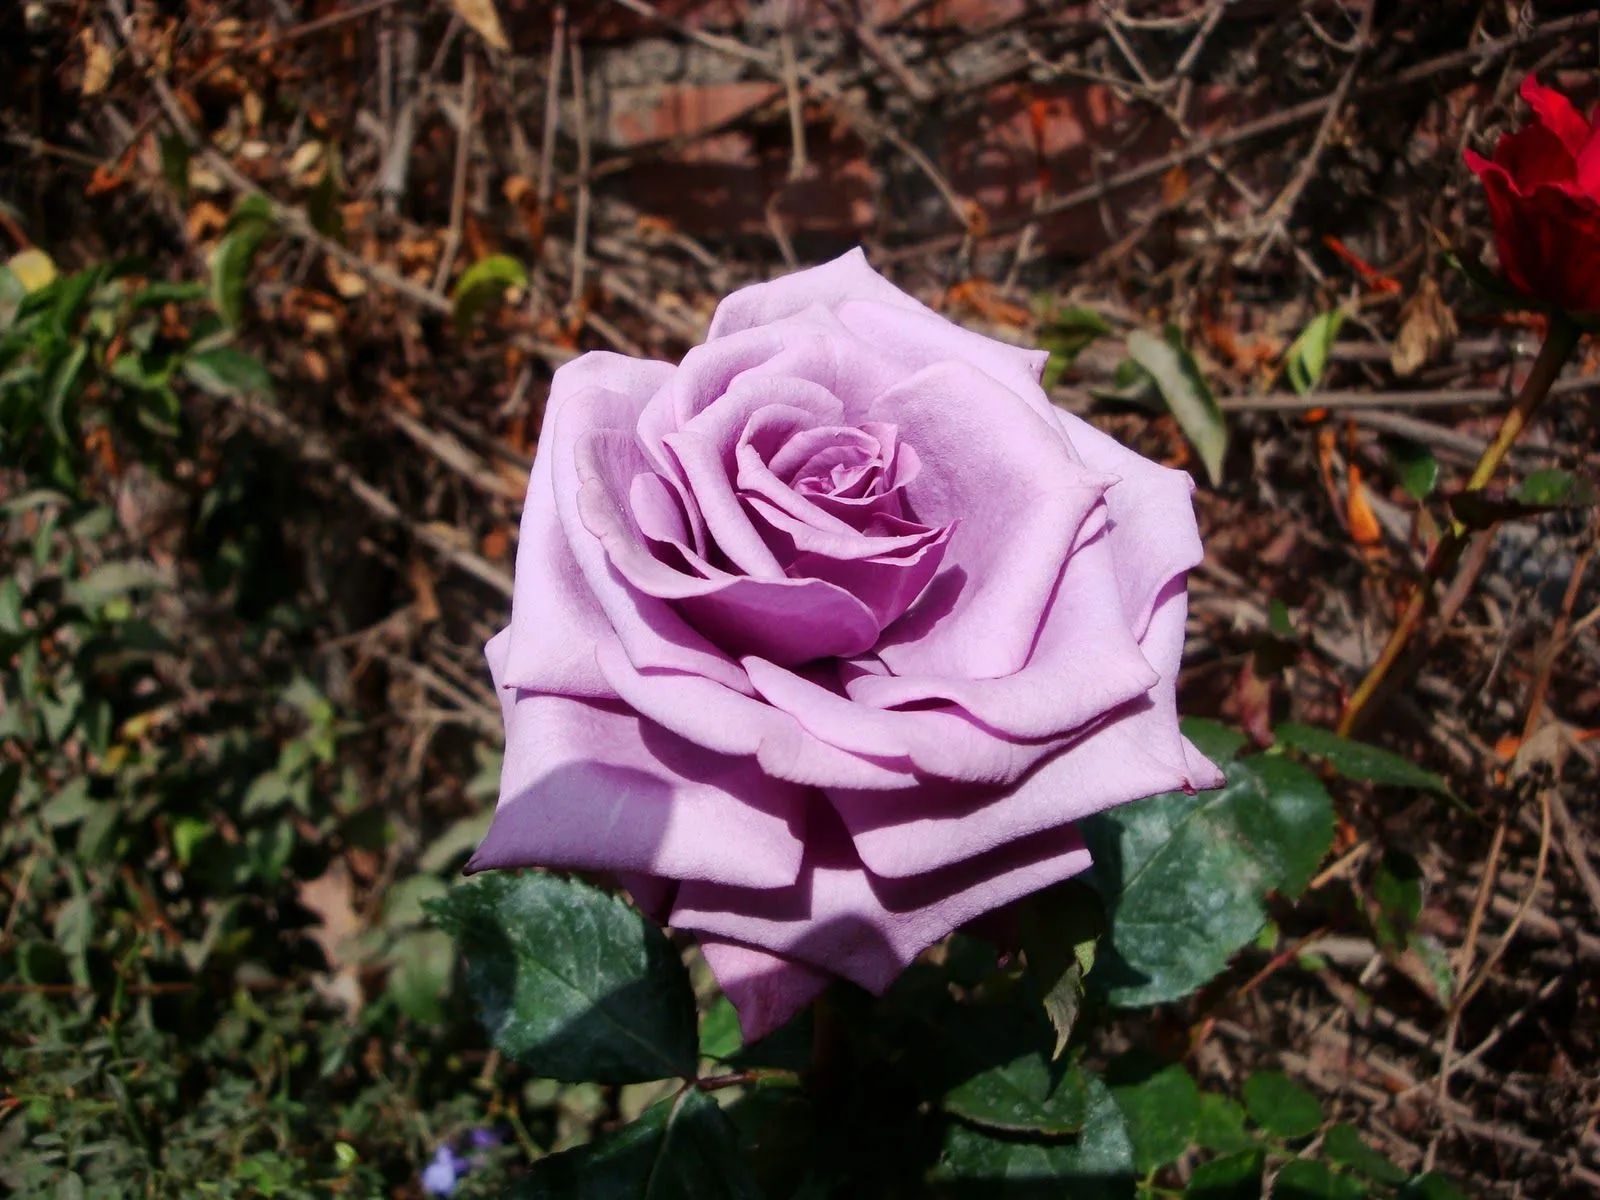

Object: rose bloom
[1465,74,1600,314]
[471,251,1221,1040]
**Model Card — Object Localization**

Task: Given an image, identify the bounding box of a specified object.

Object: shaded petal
[697,938,831,1044]
[499,353,673,697]
[829,580,1223,878]
[671,812,1092,994]
[596,637,917,790]
[1521,74,1592,157]
[470,632,807,887]
[843,514,1159,739]
[869,361,1114,679]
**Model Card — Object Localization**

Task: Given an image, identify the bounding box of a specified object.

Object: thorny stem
[1337,314,1582,737]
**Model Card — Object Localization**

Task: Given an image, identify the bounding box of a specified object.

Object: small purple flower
[465,1126,503,1151]
[421,1146,468,1197]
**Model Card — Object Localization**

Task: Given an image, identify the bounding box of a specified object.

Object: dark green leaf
[1323,1123,1407,1185]
[1371,850,1423,953]
[1284,310,1346,397]
[1387,439,1439,502]
[1272,1158,1366,1199]
[1448,472,1599,527]
[451,254,529,334]
[159,134,191,202]
[1195,1094,1257,1154]
[933,1069,1136,1198]
[1083,755,1334,1006]
[699,994,743,1062]
[183,346,275,399]
[1105,1051,1201,1173]
[515,1088,760,1199]
[1273,722,1452,797]
[1018,879,1103,1058]
[1181,717,1249,765]
[427,872,699,1083]
[210,209,273,328]
[944,1050,1091,1136]
[45,340,88,445]
[1241,1072,1321,1140]
[1125,327,1228,485]
[1187,1150,1266,1200]
[131,281,206,309]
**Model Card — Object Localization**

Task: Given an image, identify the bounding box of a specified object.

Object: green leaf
[1370,850,1423,953]
[1323,1123,1407,1185]
[1387,439,1438,502]
[1018,879,1104,1059]
[183,346,275,399]
[944,1050,1091,1136]
[1181,717,1249,765]
[1273,722,1452,797]
[1195,1094,1257,1154]
[1083,755,1334,1006]
[451,254,528,335]
[427,872,699,1083]
[699,993,743,1062]
[1241,1072,1321,1140]
[1105,1051,1201,1174]
[210,206,273,328]
[64,560,167,610]
[1187,1149,1265,1200]
[159,134,191,202]
[45,339,88,445]
[131,280,207,309]
[419,809,494,873]
[932,1069,1135,1198]
[387,929,454,1025]
[515,1087,760,1199]
[1039,308,1113,389]
[382,874,449,930]
[1284,309,1346,397]
[1512,467,1599,509]
[1272,1158,1367,1200]
[1125,327,1228,485]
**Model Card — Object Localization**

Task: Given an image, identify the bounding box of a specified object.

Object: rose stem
[1336,313,1582,737]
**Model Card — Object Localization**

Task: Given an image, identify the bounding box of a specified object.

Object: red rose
[1465,75,1600,315]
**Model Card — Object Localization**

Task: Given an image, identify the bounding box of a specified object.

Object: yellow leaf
[80,29,114,96]
[7,248,57,292]
[449,0,510,51]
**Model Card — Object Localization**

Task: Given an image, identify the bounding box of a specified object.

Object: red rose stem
[1337,314,1581,736]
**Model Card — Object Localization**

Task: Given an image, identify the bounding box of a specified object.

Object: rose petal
[596,637,917,790]
[1521,74,1592,157]
[706,247,927,341]
[843,512,1160,740]
[697,938,832,1044]
[499,353,674,697]
[671,809,1092,994]
[830,579,1222,878]
[1054,411,1205,639]
[471,632,808,887]
[867,360,1114,680]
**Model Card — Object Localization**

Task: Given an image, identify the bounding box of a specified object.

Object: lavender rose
[471,250,1221,1040]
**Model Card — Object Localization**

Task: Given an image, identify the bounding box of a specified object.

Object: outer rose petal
[671,811,1092,994]
[471,632,809,887]
[697,938,832,1044]
[829,578,1223,878]
[499,353,674,697]
[706,247,927,340]
[1468,154,1600,313]
[1521,74,1592,157]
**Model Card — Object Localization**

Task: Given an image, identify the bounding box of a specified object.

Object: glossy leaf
[944,1050,1091,1136]
[1273,722,1452,797]
[516,1087,760,1199]
[1181,717,1249,765]
[1241,1072,1321,1140]
[427,872,699,1083]
[1187,1150,1266,1200]
[933,1069,1135,1198]
[1083,755,1334,1006]
[1125,327,1228,485]
[1323,1123,1407,1185]
[1272,1158,1367,1199]
[1105,1051,1200,1173]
